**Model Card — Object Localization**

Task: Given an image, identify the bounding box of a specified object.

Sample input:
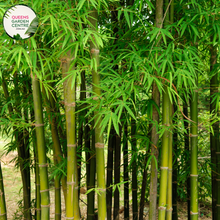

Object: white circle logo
[3,5,38,40]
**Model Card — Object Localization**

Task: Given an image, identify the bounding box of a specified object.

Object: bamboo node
[65,102,76,107]
[95,142,104,148]
[0,213,6,216]
[67,144,77,148]
[216,204,220,207]
[160,167,168,170]
[34,123,44,127]
[91,48,100,54]
[190,174,198,177]
[35,208,41,211]
[190,211,198,215]
[40,189,50,193]
[166,208,173,212]
[41,204,50,208]
[30,73,37,79]
[65,217,74,219]
[55,187,61,189]
[61,57,74,63]
[158,206,166,210]
[99,188,106,192]
[132,188,137,191]
[67,181,75,185]
[93,96,102,100]
[38,163,48,167]
[216,152,220,154]
[189,134,198,137]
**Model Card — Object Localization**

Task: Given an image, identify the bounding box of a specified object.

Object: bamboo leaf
[112,112,119,135]
[124,10,130,28]
[124,104,136,121]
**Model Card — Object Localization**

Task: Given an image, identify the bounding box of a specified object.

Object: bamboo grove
[0,0,219,219]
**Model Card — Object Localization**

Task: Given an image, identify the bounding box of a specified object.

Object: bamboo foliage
[0,1,219,220]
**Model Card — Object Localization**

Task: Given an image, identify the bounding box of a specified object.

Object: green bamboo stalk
[0,162,7,220]
[54,176,61,220]
[87,130,96,220]
[158,87,170,220]
[166,101,172,220]
[42,84,68,220]
[30,106,41,220]
[48,89,67,201]
[172,104,178,220]
[62,52,80,219]
[149,1,163,219]
[190,77,198,220]
[32,74,50,219]
[89,10,106,220]
[33,129,41,220]
[210,41,218,220]
[166,2,173,219]
[183,97,190,220]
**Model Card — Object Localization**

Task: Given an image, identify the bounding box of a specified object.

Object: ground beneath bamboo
[1,148,212,220]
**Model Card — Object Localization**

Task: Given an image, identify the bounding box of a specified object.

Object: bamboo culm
[62,51,80,219]
[172,104,178,220]
[158,87,170,220]
[32,75,50,219]
[89,9,107,220]
[190,77,198,220]
[166,100,172,220]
